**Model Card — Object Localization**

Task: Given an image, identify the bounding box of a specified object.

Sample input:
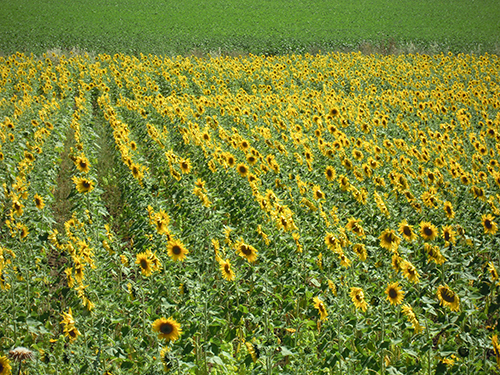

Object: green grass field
[0,0,499,55]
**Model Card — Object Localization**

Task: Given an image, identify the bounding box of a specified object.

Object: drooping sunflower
[401,304,423,334]
[346,218,365,238]
[135,252,153,277]
[352,243,367,261]
[482,214,498,235]
[442,225,456,244]
[219,259,235,281]
[420,221,438,241]
[72,176,94,194]
[34,194,45,210]
[350,287,368,312]
[398,220,417,242]
[385,281,405,306]
[167,239,189,262]
[401,261,420,283]
[152,317,182,342]
[487,262,499,282]
[236,240,258,263]
[313,296,328,321]
[312,185,325,200]
[492,335,500,368]
[379,229,401,252]
[245,341,259,363]
[437,285,460,312]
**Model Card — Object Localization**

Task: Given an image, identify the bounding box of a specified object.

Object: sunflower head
[420,221,438,241]
[152,317,182,342]
[219,259,235,281]
[482,214,498,235]
[167,239,189,262]
[72,176,94,194]
[236,240,258,263]
[313,296,328,321]
[437,285,460,312]
[385,282,405,306]
[0,355,12,375]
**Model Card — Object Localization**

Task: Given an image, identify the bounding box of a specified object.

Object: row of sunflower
[0,50,499,374]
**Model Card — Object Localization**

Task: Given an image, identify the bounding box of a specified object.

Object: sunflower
[160,346,174,372]
[0,356,12,375]
[325,166,336,182]
[219,259,235,281]
[401,261,420,283]
[12,199,23,216]
[398,220,417,242]
[236,163,249,177]
[482,214,498,235]
[391,253,404,273]
[245,342,259,363]
[346,218,365,238]
[385,281,405,306]
[350,287,368,312]
[379,229,401,252]
[313,296,328,321]
[74,155,90,173]
[135,252,153,277]
[34,194,45,210]
[152,317,182,342]
[420,221,438,241]
[401,304,423,334]
[72,176,94,194]
[425,243,446,265]
[492,335,500,368]
[352,243,367,261]
[167,239,189,262]
[179,159,191,174]
[437,285,460,312]
[487,262,499,282]
[236,240,258,263]
[442,225,456,244]
[312,185,325,200]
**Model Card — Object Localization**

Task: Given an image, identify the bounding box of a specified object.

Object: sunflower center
[485,219,493,229]
[403,227,411,236]
[160,323,173,334]
[441,289,456,303]
[241,245,252,255]
[389,288,398,299]
[140,259,148,269]
[423,227,433,236]
[181,162,188,170]
[82,181,90,189]
[172,245,181,255]
[384,233,394,244]
[444,231,450,241]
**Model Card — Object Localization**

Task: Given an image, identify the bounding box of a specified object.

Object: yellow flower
[236,240,258,263]
[482,214,498,235]
[437,285,460,312]
[74,154,90,173]
[420,221,438,241]
[385,281,405,306]
[401,260,420,283]
[72,176,94,194]
[379,229,401,252]
[152,317,182,342]
[135,252,153,277]
[219,259,235,281]
[167,239,189,262]
[350,287,368,312]
[34,194,45,210]
[398,220,417,242]
[313,296,328,321]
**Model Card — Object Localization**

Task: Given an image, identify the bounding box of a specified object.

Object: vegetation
[0,0,499,55]
[1,50,500,374]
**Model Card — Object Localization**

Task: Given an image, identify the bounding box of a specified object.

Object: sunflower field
[0,51,500,374]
